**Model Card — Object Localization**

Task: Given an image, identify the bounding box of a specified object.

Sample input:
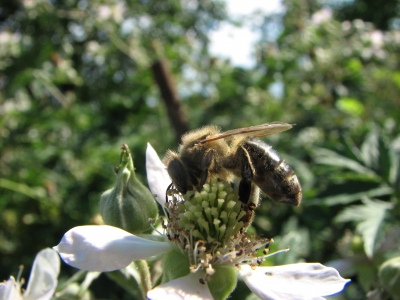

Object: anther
[236,249,244,256]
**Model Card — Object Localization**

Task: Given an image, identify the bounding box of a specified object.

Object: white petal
[54,225,172,272]
[23,248,60,300]
[147,271,213,300]
[239,263,350,300]
[146,143,172,206]
[0,277,23,300]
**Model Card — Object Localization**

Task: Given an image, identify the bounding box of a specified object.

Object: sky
[209,0,283,67]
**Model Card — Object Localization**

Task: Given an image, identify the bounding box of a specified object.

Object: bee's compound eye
[167,158,191,194]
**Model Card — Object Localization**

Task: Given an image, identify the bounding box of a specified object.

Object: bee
[163,123,302,220]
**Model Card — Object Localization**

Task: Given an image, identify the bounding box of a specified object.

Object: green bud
[379,256,400,299]
[350,235,364,254]
[100,144,158,234]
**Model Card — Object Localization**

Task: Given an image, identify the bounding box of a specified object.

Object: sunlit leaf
[379,256,400,298]
[314,148,378,179]
[360,129,379,169]
[389,136,400,186]
[307,185,393,206]
[346,58,362,72]
[341,134,363,163]
[393,71,400,88]
[335,198,392,258]
[336,97,365,116]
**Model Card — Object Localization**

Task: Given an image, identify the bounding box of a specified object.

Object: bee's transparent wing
[201,122,293,143]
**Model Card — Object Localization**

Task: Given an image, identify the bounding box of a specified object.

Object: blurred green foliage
[1,0,399,299]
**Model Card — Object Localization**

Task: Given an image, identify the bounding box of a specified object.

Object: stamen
[261,247,290,260]
[194,240,205,264]
[206,265,215,276]
[17,265,24,283]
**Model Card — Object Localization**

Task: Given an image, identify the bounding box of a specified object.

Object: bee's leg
[167,158,191,194]
[239,180,259,206]
[199,148,217,188]
[238,178,252,204]
[238,146,252,204]
[238,180,259,229]
[239,146,255,181]
[238,146,259,206]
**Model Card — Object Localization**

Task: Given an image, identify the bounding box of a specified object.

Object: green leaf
[80,271,102,294]
[335,198,392,258]
[273,230,310,265]
[379,256,400,299]
[313,148,378,178]
[378,136,392,183]
[106,264,143,299]
[336,97,365,116]
[393,71,400,88]
[355,262,377,293]
[346,58,363,73]
[341,134,363,163]
[360,129,379,169]
[268,216,310,265]
[389,136,400,186]
[307,185,393,206]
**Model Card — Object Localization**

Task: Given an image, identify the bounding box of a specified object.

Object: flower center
[161,178,272,283]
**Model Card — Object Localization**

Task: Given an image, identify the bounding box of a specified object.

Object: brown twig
[151,59,189,144]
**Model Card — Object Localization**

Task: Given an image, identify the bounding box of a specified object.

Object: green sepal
[208,266,237,300]
[100,144,158,234]
[161,250,237,300]
[161,250,191,283]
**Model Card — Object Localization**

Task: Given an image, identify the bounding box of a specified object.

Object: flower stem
[135,259,152,298]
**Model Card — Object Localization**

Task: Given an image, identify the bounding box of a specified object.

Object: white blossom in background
[96,1,125,23]
[0,248,60,300]
[0,31,22,62]
[366,30,386,59]
[311,8,332,25]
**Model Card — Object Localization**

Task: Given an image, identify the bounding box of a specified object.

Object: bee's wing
[201,122,293,143]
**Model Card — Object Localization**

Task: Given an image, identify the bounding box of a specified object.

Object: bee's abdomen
[243,139,302,206]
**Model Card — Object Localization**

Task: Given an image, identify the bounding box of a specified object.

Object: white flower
[239,263,349,300]
[54,225,173,272]
[311,8,332,25]
[0,248,60,300]
[54,143,350,299]
[96,1,125,23]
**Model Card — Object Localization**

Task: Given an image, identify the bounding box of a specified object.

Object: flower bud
[100,144,158,234]
[379,256,400,298]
